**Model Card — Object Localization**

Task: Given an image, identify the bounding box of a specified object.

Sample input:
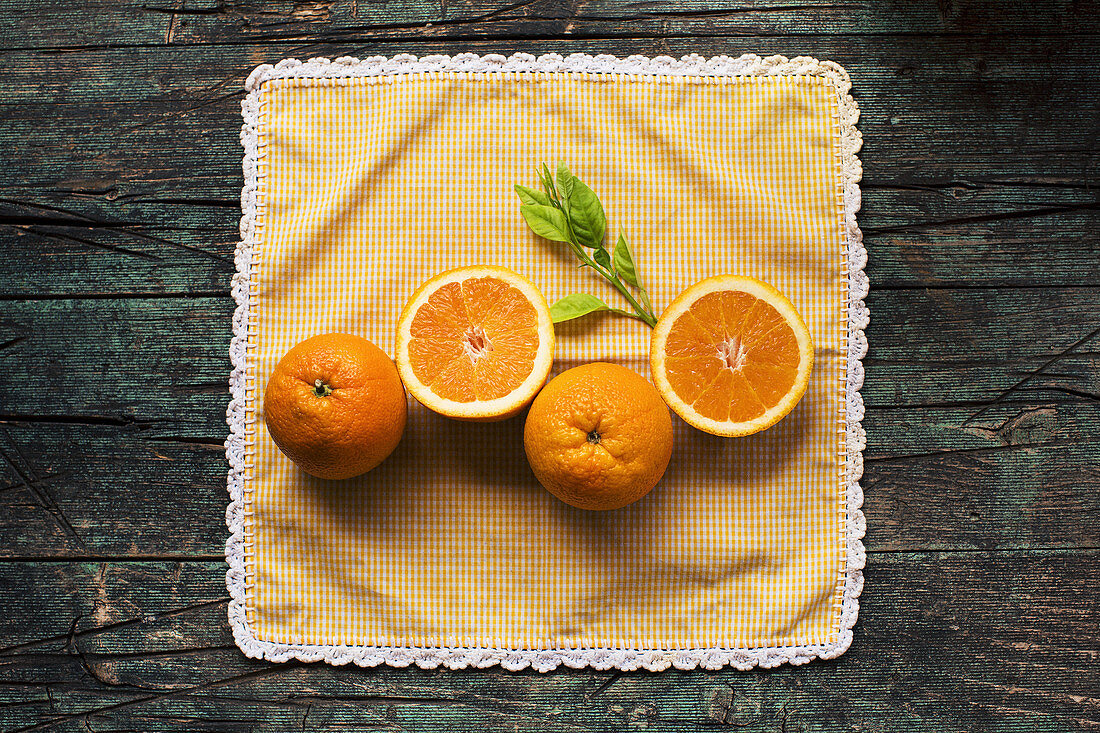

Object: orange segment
[405,277,539,403]
[745,320,802,368]
[650,275,814,437]
[396,266,555,421]
[741,359,800,405]
[664,354,724,404]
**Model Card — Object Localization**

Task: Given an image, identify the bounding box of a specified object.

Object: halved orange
[650,275,814,437]
[395,266,555,421]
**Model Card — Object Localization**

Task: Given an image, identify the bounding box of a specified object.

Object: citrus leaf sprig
[515,163,657,328]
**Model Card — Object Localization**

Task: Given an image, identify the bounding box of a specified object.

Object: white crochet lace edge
[226,52,867,673]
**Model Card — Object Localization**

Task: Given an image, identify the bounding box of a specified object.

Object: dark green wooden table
[2,1,1098,730]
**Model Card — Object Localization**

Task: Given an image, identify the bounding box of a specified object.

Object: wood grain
[2,0,1099,50]
[0,555,1096,731]
[2,401,1097,557]
[1,0,1098,728]
[2,35,1097,295]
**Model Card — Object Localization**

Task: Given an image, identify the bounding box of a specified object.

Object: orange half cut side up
[650,275,814,437]
[395,266,555,421]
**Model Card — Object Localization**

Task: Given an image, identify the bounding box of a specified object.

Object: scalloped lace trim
[227,52,866,673]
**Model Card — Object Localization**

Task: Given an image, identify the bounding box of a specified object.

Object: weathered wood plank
[4,289,1099,417]
[0,425,228,557]
[864,405,1100,552]
[0,297,235,426]
[1,400,1098,557]
[0,290,1097,556]
[1,34,1096,295]
[1,0,1098,51]
[1,553,1096,731]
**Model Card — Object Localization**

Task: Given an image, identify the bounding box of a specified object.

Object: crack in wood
[871,283,1100,291]
[124,90,242,133]
[5,225,164,262]
[142,1,226,15]
[0,335,28,353]
[864,436,1100,464]
[139,436,226,448]
[0,291,229,301]
[0,211,236,267]
[125,197,240,208]
[863,201,1100,234]
[0,469,67,497]
[0,428,86,549]
[0,214,125,228]
[162,0,179,44]
[8,665,299,733]
[0,413,173,428]
[1034,385,1100,402]
[0,197,110,224]
[9,26,1100,54]
[962,324,1100,425]
[586,671,622,700]
[863,178,1100,191]
[0,555,226,563]
[0,597,230,657]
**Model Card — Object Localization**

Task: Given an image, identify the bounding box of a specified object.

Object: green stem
[637,284,655,318]
[527,163,659,328]
[573,248,657,328]
[607,273,657,328]
[609,307,647,322]
[552,192,657,328]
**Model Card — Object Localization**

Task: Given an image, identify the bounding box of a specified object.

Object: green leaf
[520,204,571,242]
[549,293,612,323]
[514,184,551,207]
[555,161,575,199]
[515,162,657,328]
[565,178,607,249]
[593,247,612,271]
[613,232,641,288]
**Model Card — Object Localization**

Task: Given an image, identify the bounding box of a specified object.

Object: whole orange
[263,333,407,480]
[523,363,674,511]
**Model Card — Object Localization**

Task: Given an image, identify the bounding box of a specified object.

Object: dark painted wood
[2,34,1097,294]
[1,0,1097,729]
[1,554,1096,731]
[2,0,1099,50]
[0,293,1097,557]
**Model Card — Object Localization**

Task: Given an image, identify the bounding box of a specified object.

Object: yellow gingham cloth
[244,71,847,650]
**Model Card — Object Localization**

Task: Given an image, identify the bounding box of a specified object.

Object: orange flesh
[664,291,801,422]
[407,277,539,402]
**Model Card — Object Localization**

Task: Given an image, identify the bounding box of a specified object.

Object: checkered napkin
[227,53,866,671]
